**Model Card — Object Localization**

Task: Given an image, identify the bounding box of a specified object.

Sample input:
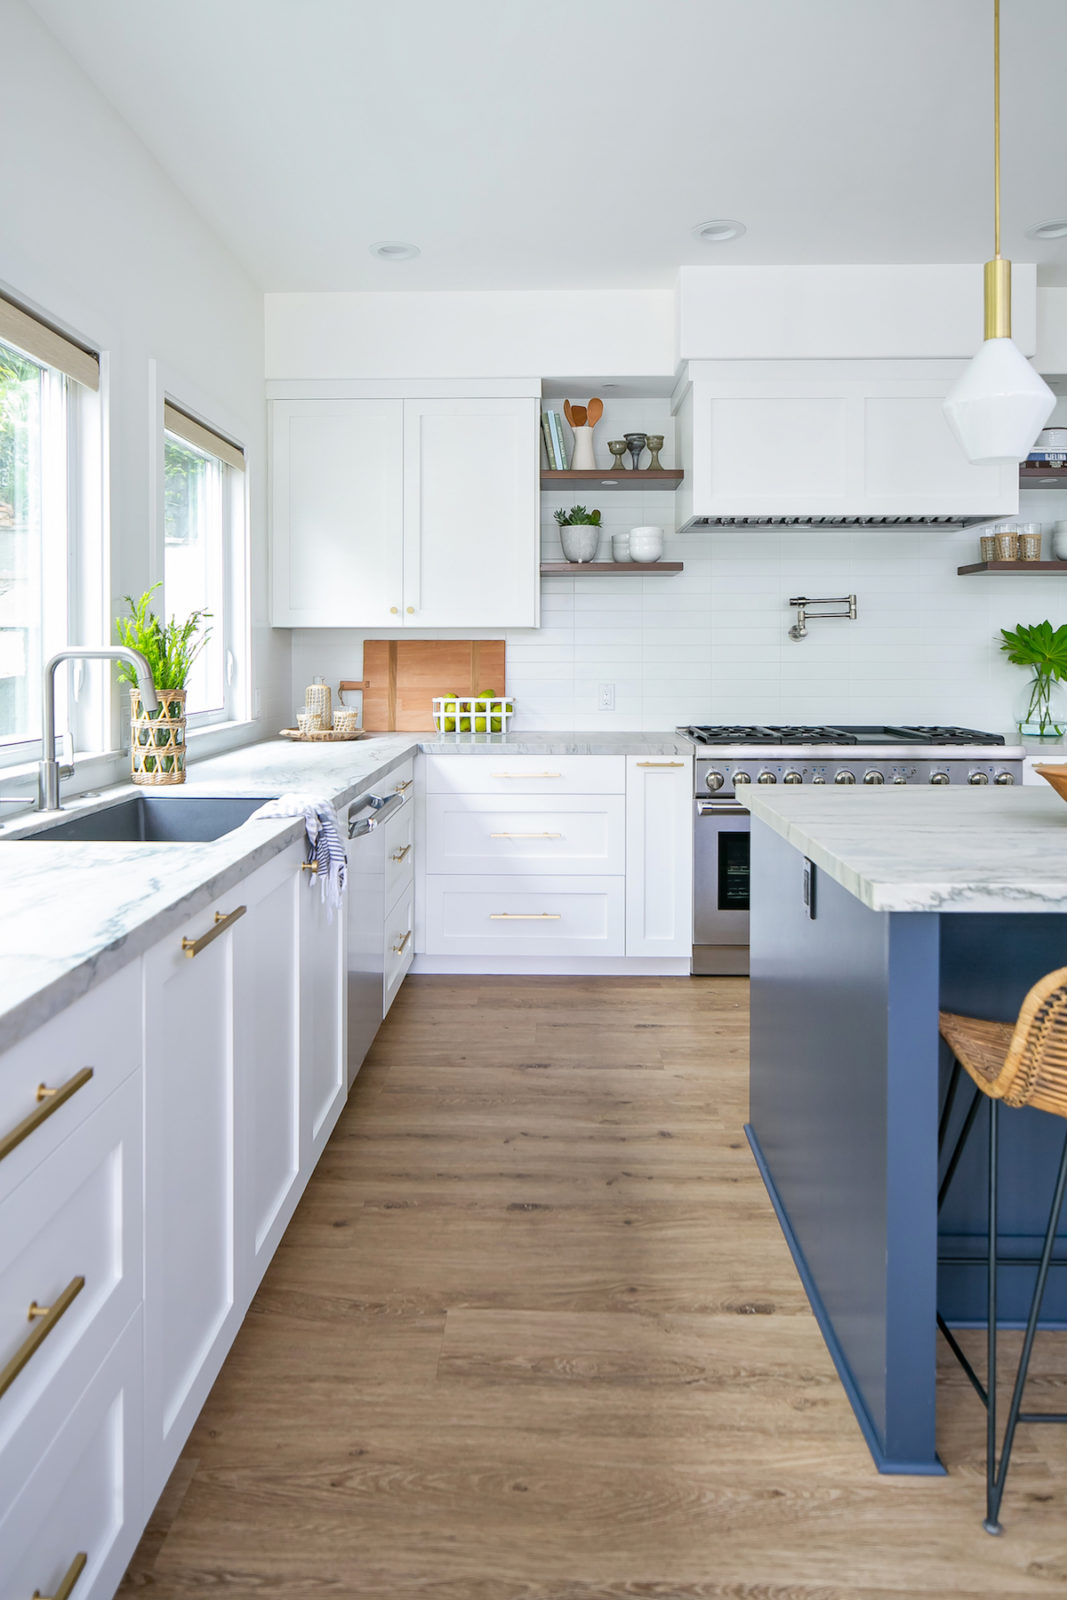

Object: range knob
[930,772,950,785]
[783,771,803,785]
[705,770,725,792]
[892,775,908,785]
[733,771,752,786]
[812,775,826,784]
[994,771,1015,786]
[863,770,884,785]
[968,771,990,785]
[834,770,856,784]
[757,771,777,784]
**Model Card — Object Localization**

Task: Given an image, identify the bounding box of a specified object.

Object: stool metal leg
[984,1098,1000,1535]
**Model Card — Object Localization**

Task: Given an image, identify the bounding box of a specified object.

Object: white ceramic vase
[570,426,596,470]
[560,524,600,562]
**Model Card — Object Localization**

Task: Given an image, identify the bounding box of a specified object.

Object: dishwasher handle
[696,798,749,817]
[349,791,406,839]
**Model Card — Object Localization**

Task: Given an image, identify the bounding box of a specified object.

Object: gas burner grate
[680,723,1007,747]
[888,725,1007,746]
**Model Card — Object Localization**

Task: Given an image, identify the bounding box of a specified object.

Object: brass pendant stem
[984,256,1011,339]
[994,0,1001,259]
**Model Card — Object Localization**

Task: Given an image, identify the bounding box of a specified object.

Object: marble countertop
[743,785,1067,914]
[0,730,688,1051]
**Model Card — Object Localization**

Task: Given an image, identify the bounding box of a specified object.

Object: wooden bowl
[1032,764,1067,802]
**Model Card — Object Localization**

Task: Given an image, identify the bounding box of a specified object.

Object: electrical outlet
[598,683,615,711]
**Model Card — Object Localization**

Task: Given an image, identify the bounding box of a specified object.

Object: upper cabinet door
[402,398,539,629]
[271,398,404,626]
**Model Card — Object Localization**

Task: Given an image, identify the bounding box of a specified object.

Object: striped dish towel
[249,794,347,913]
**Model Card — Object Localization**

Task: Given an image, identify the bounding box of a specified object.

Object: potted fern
[115,584,212,783]
[553,505,602,563]
[999,621,1067,739]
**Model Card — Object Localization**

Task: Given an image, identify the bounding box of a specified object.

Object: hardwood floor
[120,976,1067,1597]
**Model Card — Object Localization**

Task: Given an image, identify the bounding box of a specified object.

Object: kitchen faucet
[39,647,159,811]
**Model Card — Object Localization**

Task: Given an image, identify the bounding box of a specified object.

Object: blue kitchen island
[742,784,1067,1475]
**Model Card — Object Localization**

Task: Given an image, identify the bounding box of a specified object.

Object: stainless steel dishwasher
[346,782,412,1082]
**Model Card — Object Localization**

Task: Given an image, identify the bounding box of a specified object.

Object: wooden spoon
[586,397,603,428]
[563,399,575,426]
[571,404,587,427]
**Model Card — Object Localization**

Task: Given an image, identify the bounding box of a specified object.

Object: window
[0,297,97,766]
[162,403,245,725]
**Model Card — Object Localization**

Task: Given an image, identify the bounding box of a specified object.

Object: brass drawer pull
[390,844,412,862]
[0,1276,84,1400]
[394,778,413,794]
[489,832,563,839]
[181,905,246,958]
[300,860,319,874]
[636,761,685,768]
[392,929,412,955]
[489,913,562,920]
[33,1551,88,1600]
[491,772,562,779]
[0,1068,93,1165]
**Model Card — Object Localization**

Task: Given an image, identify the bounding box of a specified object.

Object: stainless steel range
[678,725,1025,975]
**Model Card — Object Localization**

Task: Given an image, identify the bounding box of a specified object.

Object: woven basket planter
[131,688,187,785]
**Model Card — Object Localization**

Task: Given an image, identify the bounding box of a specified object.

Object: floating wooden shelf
[957,560,1067,575]
[1021,465,1067,485]
[541,469,683,490]
[541,561,683,576]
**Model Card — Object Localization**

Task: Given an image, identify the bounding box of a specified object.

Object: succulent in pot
[115,583,212,782]
[554,505,602,563]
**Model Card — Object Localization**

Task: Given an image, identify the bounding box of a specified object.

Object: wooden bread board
[358,640,506,731]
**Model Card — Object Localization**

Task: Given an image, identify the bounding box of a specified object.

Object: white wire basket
[432,696,515,734]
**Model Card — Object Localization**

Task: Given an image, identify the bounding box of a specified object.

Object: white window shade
[163,402,244,471]
[0,293,99,391]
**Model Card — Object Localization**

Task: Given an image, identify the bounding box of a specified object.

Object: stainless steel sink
[25,794,273,843]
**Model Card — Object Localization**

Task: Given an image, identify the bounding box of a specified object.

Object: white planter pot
[560,525,600,562]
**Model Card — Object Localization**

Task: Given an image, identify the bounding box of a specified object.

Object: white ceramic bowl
[628,525,664,562]
[612,532,632,562]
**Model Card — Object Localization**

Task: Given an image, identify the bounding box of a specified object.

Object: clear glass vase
[1015,672,1067,738]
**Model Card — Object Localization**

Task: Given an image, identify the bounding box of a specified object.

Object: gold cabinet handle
[489,913,562,920]
[181,905,247,958]
[491,772,562,779]
[636,761,686,768]
[300,860,319,874]
[406,606,415,614]
[392,929,412,954]
[0,1068,93,1165]
[394,779,413,794]
[489,832,563,839]
[0,1276,84,1400]
[33,1551,88,1600]
[389,606,399,614]
[390,844,412,862]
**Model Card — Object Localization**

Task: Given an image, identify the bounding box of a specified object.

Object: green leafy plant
[999,621,1067,736]
[115,583,212,692]
[554,505,601,527]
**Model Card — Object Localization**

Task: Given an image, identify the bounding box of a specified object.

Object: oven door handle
[696,799,749,817]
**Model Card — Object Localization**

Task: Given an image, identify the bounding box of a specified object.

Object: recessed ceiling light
[1026,220,1067,241]
[369,241,420,261]
[692,219,746,243]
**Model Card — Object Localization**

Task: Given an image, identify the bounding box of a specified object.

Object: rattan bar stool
[938,968,1067,1534]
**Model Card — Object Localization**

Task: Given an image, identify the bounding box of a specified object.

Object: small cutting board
[359,640,506,731]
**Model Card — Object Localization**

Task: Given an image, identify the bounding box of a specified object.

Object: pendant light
[942,0,1054,467]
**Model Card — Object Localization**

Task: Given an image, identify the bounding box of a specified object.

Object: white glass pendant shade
[943,337,1055,466]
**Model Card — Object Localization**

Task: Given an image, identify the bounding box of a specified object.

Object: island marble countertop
[743,784,1067,914]
[0,730,689,1050]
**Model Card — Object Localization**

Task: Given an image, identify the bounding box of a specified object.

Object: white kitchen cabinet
[425,793,626,876]
[270,395,539,627]
[425,875,625,958]
[271,398,403,627]
[674,360,1018,528]
[402,398,539,627]
[143,892,242,1499]
[625,756,693,958]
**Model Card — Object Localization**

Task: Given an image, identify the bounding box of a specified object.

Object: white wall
[0,0,287,786]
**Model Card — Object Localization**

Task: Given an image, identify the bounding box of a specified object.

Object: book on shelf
[547,410,568,470]
[540,413,556,468]
[1026,452,1067,464]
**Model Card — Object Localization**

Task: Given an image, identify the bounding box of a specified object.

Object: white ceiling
[25,0,1067,292]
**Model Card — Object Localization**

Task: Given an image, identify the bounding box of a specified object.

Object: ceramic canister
[628,525,664,562]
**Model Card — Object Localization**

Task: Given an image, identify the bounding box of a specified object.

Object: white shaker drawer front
[424,876,625,956]
[384,881,414,1016]
[426,794,625,876]
[382,800,415,904]
[422,754,625,796]
[0,962,140,1205]
[0,1310,143,1600]
[0,1073,142,1473]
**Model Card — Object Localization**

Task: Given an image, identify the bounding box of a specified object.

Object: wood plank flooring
[119,976,1067,1597]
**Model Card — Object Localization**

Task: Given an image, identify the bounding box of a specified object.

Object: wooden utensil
[563,399,575,427]
[586,397,603,428]
[570,404,587,427]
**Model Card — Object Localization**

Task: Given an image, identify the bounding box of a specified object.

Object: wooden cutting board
[357,640,506,731]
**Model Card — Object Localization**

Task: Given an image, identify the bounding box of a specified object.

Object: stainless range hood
[685,513,994,530]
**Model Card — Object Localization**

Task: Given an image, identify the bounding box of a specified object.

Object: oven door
[693,798,750,973]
